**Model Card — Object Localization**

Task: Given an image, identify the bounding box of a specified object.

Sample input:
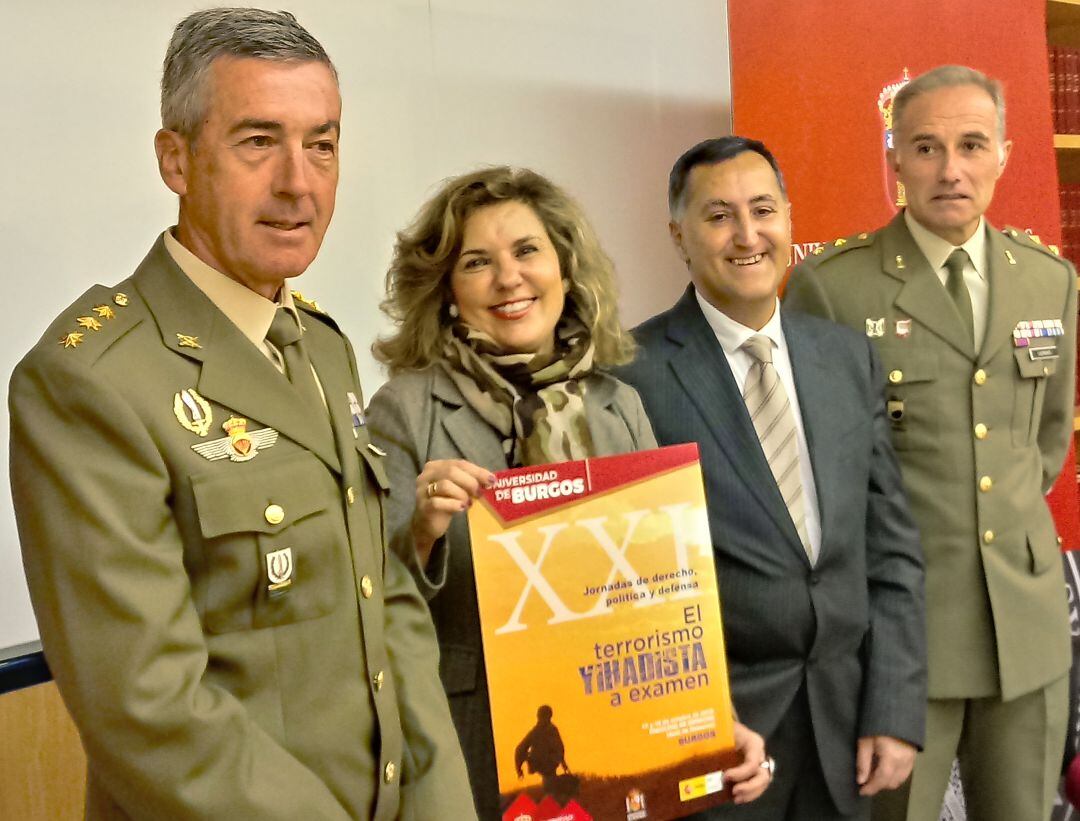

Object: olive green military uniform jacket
[785,214,1076,701]
[9,236,476,820]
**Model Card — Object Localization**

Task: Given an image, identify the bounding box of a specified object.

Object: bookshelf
[1051,0,1080,180]
[1050,0,1080,436]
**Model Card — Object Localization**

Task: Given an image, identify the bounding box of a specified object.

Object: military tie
[945,248,975,346]
[266,308,325,417]
[741,334,813,561]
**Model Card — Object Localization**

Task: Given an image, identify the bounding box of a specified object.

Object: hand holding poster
[467,444,739,821]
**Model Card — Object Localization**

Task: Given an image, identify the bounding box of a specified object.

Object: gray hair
[892,65,1006,141]
[161,8,337,141]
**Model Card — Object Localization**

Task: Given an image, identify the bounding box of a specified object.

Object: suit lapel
[432,368,509,470]
[665,290,805,554]
[979,225,1024,364]
[783,313,832,558]
[884,214,976,360]
[302,314,355,472]
[133,240,341,474]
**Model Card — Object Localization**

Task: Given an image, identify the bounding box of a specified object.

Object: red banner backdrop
[728,0,1080,547]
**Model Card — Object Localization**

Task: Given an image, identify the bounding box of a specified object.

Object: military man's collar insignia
[176,333,201,349]
[290,290,323,313]
[174,388,212,436]
[191,416,278,462]
[59,332,84,349]
[92,304,116,320]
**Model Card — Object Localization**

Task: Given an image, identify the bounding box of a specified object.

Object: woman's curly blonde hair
[373,166,636,375]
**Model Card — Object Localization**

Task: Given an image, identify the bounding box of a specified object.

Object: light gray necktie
[945,248,975,345]
[741,334,812,560]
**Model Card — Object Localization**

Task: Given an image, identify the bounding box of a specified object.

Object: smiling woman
[365,166,657,818]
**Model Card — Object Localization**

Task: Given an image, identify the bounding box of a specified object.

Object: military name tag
[266,547,293,596]
[1029,346,1059,361]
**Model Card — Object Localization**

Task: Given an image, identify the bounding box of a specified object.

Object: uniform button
[384,761,396,783]
[973,369,987,386]
[264,504,285,525]
[983,530,995,544]
[974,423,988,440]
[809,573,820,586]
[360,575,374,598]
[888,369,903,384]
[373,670,385,691]
[979,476,993,492]
[346,486,356,505]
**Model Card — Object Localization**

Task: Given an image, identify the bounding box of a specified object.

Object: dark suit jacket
[367,366,656,820]
[617,286,925,814]
[10,236,474,820]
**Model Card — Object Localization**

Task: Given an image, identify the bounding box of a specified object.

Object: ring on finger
[427,481,438,498]
[760,756,776,778]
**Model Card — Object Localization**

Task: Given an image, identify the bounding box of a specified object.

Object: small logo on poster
[625,787,648,819]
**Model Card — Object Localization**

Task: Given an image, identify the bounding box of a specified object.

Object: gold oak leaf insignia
[92,305,116,319]
[60,332,84,348]
[77,316,103,331]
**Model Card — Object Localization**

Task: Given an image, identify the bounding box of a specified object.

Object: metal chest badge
[865,317,885,338]
[347,391,365,439]
[895,319,912,339]
[266,547,293,596]
[192,416,279,462]
[173,388,212,436]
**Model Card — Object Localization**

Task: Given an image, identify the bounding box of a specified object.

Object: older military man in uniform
[785,65,1075,821]
[9,9,475,820]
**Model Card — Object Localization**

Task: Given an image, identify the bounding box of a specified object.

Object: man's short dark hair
[668,136,787,219]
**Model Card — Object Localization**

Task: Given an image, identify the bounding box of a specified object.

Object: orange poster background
[728,0,1080,546]
[469,457,736,818]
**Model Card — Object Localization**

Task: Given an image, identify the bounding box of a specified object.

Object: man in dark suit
[8,9,474,819]
[618,136,926,820]
[785,65,1076,821]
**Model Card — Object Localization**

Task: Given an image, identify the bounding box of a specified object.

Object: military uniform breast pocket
[1012,342,1059,447]
[876,345,939,451]
[190,450,343,634]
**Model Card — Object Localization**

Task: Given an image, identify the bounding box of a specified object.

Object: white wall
[0,0,731,653]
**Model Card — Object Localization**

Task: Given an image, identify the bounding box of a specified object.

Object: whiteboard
[0,0,731,654]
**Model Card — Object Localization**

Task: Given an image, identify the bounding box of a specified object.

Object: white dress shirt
[904,210,990,351]
[695,292,823,562]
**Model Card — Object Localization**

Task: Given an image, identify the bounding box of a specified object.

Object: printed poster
[468,443,739,821]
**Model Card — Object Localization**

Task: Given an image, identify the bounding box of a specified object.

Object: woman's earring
[562,278,571,294]
[448,303,459,318]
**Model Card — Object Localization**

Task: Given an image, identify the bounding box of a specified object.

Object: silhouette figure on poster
[514,705,578,803]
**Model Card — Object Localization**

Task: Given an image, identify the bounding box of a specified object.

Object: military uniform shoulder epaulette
[291,289,341,332]
[801,231,876,268]
[1000,226,1070,266]
[48,283,142,364]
